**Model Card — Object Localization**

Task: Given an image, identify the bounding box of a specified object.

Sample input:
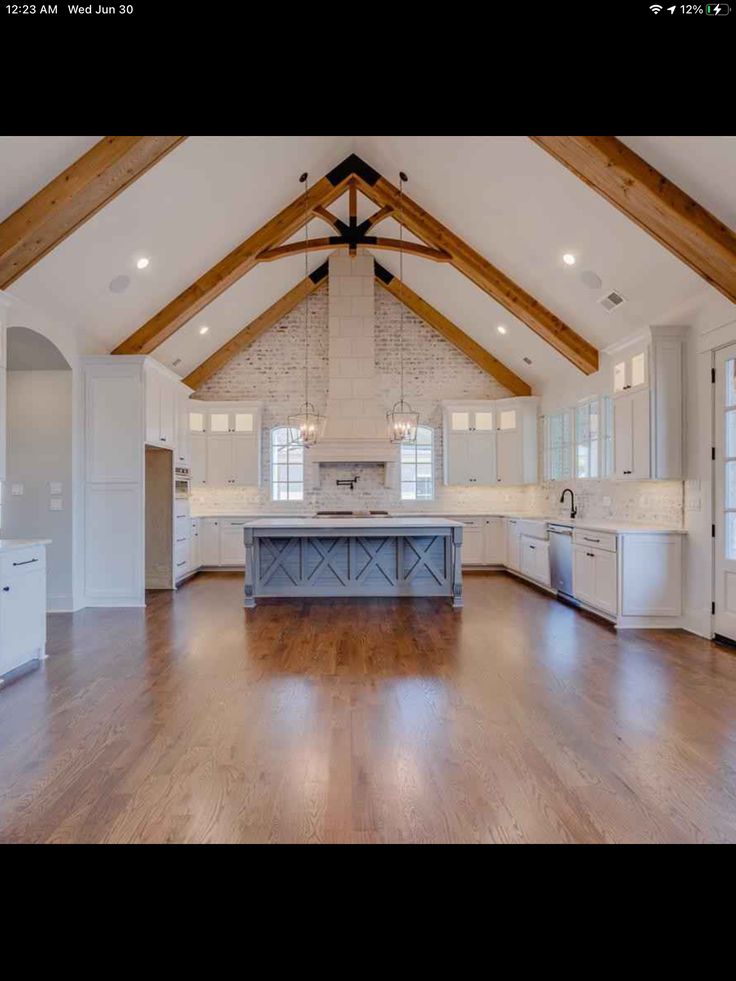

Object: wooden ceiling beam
[0,136,186,289]
[183,262,328,391]
[113,172,351,355]
[258,237,450,263]
[374,261,532,397]
[530,135,736,305]
[361,205,394,231]
[352,166,599,375]
[312,205,343,232]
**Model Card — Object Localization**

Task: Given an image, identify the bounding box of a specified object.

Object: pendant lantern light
[288,171,327,448]
[386,171,419,443]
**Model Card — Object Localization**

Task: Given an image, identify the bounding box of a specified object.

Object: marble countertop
[0,539,51,552]
[191,512,683,535]
[245,517,463,530]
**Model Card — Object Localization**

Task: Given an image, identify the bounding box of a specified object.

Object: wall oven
[174,466,191,500]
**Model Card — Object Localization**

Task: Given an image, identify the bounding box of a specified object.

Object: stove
[315,510,391,517]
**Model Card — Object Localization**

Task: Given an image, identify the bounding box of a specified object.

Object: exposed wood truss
[0,136,186,289]
[257,237,450,264]
[113,172,352,355]
[113,152,597,374]
[349,157,599,374]
[374,262,531,396]
[530,135,736,305]
[183,263,328,391]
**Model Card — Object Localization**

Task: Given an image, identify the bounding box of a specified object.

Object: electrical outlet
[11,484,23,496]
[49,498,63,511]
[49,482,62,495]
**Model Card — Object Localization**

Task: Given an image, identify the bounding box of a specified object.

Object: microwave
[175,466,191,499]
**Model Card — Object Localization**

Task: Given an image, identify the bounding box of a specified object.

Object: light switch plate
[49,498,63,511]
[11,483,23,496]
[49,482,62,495]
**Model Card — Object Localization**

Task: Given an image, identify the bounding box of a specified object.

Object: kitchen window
[271,426,304,501]
[544,410,572,481]
[400,425,434,501]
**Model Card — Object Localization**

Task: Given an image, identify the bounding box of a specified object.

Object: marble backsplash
[191,468,685,525]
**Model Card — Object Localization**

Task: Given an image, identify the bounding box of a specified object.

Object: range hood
[309,252,398,465]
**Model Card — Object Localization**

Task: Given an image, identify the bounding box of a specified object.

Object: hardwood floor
[2,571,736,843]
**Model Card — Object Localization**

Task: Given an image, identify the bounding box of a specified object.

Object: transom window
[271,426,304,501]
[400,425,434,501]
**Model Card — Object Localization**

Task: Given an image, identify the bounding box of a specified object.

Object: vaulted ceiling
[1,135,735,392]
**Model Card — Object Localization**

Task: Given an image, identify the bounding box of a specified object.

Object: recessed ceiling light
[199,325,209,335]
[136,257,150,270]
[562,253,576,266]
[497,325,507,335]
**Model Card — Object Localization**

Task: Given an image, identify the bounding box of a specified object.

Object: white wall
[4,370,73,609]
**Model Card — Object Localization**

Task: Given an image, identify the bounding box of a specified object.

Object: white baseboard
[683,608,714,639]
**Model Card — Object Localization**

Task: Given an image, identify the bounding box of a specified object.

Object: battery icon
[706,3,730,12]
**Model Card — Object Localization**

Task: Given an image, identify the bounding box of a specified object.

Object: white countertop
[245,517,463,530]
[0,539,51,552]
[193,511,683,535]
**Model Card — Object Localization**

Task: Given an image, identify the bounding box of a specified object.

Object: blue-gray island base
[243,517,464,608]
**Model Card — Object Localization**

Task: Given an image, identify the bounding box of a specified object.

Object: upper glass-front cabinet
[190,409,256,434]
[450,410,494,432]
[613,350,648,394]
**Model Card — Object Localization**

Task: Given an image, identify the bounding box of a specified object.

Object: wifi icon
[650,3,663,10]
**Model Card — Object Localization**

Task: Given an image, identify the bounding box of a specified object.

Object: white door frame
[713,343,736,641]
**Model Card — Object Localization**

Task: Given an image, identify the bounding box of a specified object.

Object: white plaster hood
[309,252,398,466]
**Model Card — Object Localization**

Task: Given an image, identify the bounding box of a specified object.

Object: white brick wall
[191,261,684,526]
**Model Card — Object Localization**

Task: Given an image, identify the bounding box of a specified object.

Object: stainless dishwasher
[548,524,575,602]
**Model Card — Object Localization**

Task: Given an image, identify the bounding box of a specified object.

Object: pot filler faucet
[559,487,577,519]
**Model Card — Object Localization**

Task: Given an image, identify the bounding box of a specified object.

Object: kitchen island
[243,517,464,608]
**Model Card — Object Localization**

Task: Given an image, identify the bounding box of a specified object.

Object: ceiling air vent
[598,290,626,313]
[523,357,533,365]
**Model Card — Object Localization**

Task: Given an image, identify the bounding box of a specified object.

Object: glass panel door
[714,345,736,640]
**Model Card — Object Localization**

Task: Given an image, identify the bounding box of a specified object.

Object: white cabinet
[189,519,201,572]
[186,401,262,487]
[175,395,191,467]
[572,544,617,616]
[613,348,648,395]
[505,518,522,571]
[610,326,685,480]
[191,434,206,486]
[443,398,539,487]
[457,517,486,565]
[220,520,247,566]
[145,362,180,449]
[0,294,9,482]
[484,516,505,564]
[201,519,221,566]
[447,432,496,485]
[519,536,550,587]
[613,388,650,480]
[197,517,248,568]
[0,544,47,677]
[621,534,682,617]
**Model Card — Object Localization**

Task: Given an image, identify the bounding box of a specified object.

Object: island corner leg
[451,526,464,608]
[243,527,256,608]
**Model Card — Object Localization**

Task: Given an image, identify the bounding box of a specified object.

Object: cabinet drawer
[1,545,46,577]
[174,540,189,576]
[175,515,190,543]
[573,529,617,553]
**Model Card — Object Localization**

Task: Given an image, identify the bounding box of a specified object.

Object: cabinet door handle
[529,545,536,550]
[176,561,186,568]
[623,470,632,475]
[583,537,600,543]
[586,552,595,558]
[2,586,9,592]
[161,437,167,442]
[623,384,631,390]
[13,558,39,566]
[177,538,186,543]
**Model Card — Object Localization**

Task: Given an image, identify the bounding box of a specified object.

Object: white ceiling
[4,135,735,391]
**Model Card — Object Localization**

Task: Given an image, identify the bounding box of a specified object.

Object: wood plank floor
[2,571,736,843]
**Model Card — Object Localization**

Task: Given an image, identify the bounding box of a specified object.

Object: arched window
[271,426,304,501]
[400,425,434,501]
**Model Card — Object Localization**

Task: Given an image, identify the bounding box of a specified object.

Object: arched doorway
[4,326,74,611]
